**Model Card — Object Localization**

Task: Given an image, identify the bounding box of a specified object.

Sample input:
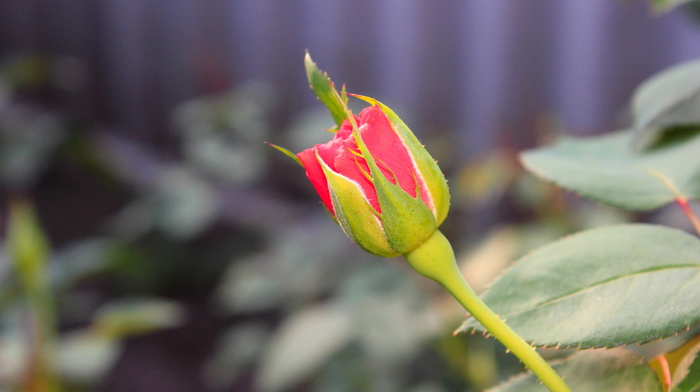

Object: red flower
[284,90,448,256]
[297,105,432,216]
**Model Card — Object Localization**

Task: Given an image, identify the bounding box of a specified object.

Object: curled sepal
[353,94,450,226]
[317,150,400,257]
[265,142,302,166]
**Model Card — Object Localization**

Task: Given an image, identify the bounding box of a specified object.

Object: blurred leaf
[455,151,519,205]
[407,384,447,392]
[5,200,59,391]
[520,129,700,211]
[651,0,699,13]
[459,227,521,293]
[215,215,362,313]
[173,81,275,184]
[0,311,31,384]
[0,105,65,187]
[632,58,700,148]
[108,199,156,240]
[92,297,185,339]
[203,323,268,390]
[635,124,700,153]
[489,349,661,392]
[0,245,13,291]
[57,331,121,384]
[675,350,700,391]
[305,52,346,127]
[257,303,353,392]
[7,200,50,294]
[308,347,378,392]
[350,279,433,365]
[438,334,498,390]
[457,224,700,349]
[1,53,49,90]
[51,238,116,288]
[0,75,9,107]
[111,167,218,240]
[633,325,700,360]
[661,335,700,391]
[152,167,219,238]
[633,58,700,129]
[216,256,286,312]
[284,109,344,153]
[570,202,632,230]
[341,261,456,358]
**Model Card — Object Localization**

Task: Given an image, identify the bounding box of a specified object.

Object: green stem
[676,197,700,237]
[405,231,571,392]
[29,282,60,392]
[8,201,61,392]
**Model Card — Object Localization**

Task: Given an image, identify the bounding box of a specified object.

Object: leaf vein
[642,167,685,199]
[503,264,700,319]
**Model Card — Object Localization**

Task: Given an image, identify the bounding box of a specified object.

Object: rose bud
[269,55,570,392]
[296,97,450,257]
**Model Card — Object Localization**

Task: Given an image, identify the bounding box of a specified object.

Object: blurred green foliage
[2,2,699,389]
[0,50,634,392]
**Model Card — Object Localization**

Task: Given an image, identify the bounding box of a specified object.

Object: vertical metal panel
[458,1,514,155]
[0,0,37,49]
[97,0,151,137]
[553,1,611,134]
[1,1,700,156]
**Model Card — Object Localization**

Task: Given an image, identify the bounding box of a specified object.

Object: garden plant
[275,53,700,391]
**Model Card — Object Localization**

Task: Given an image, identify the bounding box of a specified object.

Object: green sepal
[353,126,437,254]
[305,52,347,127]
[317,152,400,258]
[265,142,302,166]
[352,94,450,226]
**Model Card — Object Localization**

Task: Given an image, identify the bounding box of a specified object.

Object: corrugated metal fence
[2,0,700,156]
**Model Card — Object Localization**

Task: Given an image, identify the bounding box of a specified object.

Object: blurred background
[0,1,700,391]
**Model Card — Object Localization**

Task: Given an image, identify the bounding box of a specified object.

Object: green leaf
[204,323,268,389]
[675,348,700,391]
[650,0,698,13]
[57,331,121,383]
[257,303,353,392]
[520,129,700,211]
[5,199,58,390]
[305,52,347,127]
[457,224,700,349]
[7,200,51,293]
[489,349,662,392]
[92,297,185,338]
[632,58,700,148]
[662,335,700,391]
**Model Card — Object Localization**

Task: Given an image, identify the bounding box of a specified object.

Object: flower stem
[404,231,571,392]
[8,201,61,392]
[676,197,700,237]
